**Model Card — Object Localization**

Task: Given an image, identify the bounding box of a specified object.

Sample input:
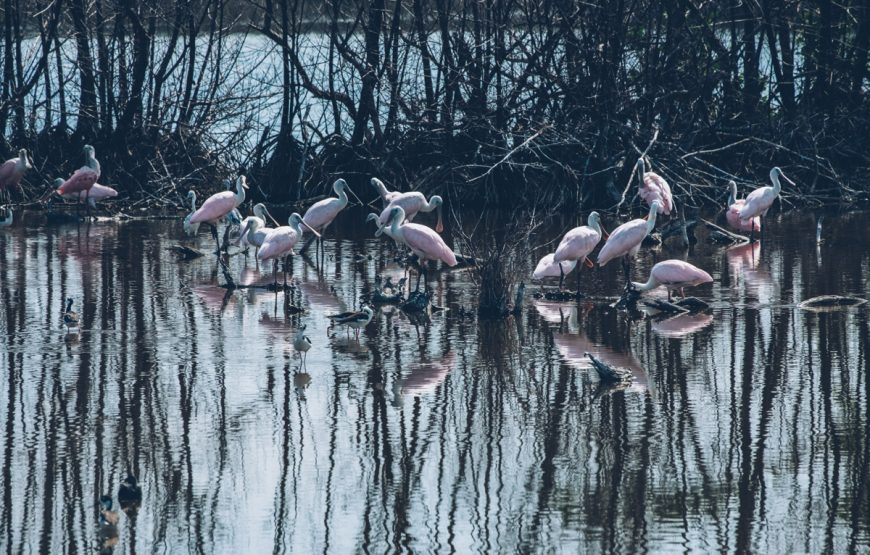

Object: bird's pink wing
[652,260,712,286]
[554,227,601,263]
[258,228,300,260]
[190,191,236,224]
[303,198,341,230]
[738,187,773,220]
[726,201,760,232]
[533,254,576,279]
[642,172,673,214]
[57,168,98,194]
[403,223,456,266]
[597,220,647,266]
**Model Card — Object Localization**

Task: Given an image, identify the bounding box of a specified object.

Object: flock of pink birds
[533,158,794,301]
[0,147,792,306]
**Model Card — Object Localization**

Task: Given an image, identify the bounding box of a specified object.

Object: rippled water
[1,207,869,553]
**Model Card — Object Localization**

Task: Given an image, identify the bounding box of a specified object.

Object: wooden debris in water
[643,296,709,314]
[168,245,205,260]
[798,295,867,310]
[585,352,633,384]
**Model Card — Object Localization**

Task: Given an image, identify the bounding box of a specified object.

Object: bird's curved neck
[234,179,246,206]
[189,193,197,210]
[645,206,658,233]
[375,181,389,199]
[728,182,737,206]
[336,186,348,206]
[588,218,601,237]
[422,196,438,211]
[65,299,73,312]
[770,173,782,194]
[390,213,403,237]
[631,276,659,292]
[289,219,303,235]
[86,152,100,174]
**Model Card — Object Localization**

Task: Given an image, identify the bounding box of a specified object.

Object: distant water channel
[1,207,868,552]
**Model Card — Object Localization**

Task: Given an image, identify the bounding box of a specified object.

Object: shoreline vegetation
[2,1,870,215]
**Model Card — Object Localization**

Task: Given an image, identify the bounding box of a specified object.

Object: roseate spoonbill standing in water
[328,306,374,341]
[738,167,794,242]
[367,212,396,239]
[636,158,674,215]
[188,175,248,255]
[553,211,605,292]
[294,324,312,366]
[0,206,12,227]
[0,148,32,203]
[377,205,457,291]
[597,200,661,281]
[725,180,761,234]
[301,178,361,259]
[237,212,275,266]
[258,213,320,289]
[532,254,577,282]
[56,145,100,217]
[630,259,713,302]
[240,202,279,250]
[57,179,118,209]
[376,192,444,233]
[371,177,402,206]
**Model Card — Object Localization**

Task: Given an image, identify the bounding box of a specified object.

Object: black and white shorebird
[328,306,374,341]
[294,324,312,366]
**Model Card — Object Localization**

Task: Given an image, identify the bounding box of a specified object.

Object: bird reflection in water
[393,351,457,405]
[651,312,714,338]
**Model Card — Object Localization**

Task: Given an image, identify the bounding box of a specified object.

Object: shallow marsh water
[1,207,869,553]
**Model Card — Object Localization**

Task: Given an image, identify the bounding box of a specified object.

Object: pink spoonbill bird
[377,191,444,233]
[636,158,674,215]
[189,175,248,254]
[371,177,402,206]
[532,254,577,282]
[377,205,456,291]
[724,180,761,234]
[738,167,794,242]
[56,145,100,215]
[238,203,276,252]
[553,211,605,292]
[0,148,32,203]
[631,259,713,301]
[57,179,118,209]
[301,178,361,258]
[597,200,661,281]
[258,213,320,289]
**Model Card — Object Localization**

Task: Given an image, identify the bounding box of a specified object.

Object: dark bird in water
[62,298,79,330]
[118,472,142,512]
[98,495,119,549]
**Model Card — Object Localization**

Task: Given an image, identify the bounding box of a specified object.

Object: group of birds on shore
[533,157,793,301]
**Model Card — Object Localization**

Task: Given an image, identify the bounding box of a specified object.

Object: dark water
[1,208,869,553]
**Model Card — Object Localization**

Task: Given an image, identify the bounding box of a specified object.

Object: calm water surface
[1,208,869,553]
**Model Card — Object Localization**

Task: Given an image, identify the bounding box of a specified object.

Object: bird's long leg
[576,262,582,297]
[622,257,630,283]
[558,264,565,290]
[668,289,672,302]
[414,267,422,292]
[760,217,765,243]
[85,189,92,220]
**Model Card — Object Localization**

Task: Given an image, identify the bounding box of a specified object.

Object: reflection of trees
[1,219,870,552]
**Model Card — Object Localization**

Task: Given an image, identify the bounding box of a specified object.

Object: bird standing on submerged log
[0,148,32,203]
[738,167,794,242]
[377,206,457,291]
[725,180,761,234]
[630,259,713,302]
[553,211,604,292]
[532,253,576,281]
[597,200,661,281]
[637,158,674,215]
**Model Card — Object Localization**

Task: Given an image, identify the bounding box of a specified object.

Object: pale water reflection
[0,208,869,552]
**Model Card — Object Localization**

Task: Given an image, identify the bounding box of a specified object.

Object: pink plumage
[56,168,99,195]
[257,227,302,261]
[726,199,761,233]
[554,213,603,265]
[533,254,577,279]
[401,223,457,266]
[597,218,650,266]
[738,186,776,221]
[62,183,118,202]
[647,260,713,289]
[190,176,247,225]
[638,171,673,215]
